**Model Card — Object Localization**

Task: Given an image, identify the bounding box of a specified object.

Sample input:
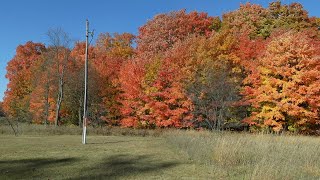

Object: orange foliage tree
[92,33,135,125]
[242,31,320,132]
[29,53,56,124]
[4,41,45,122]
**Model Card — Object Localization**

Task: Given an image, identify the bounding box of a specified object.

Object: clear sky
[0,0,319,100]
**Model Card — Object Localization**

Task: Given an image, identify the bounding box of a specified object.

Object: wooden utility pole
[82,20,89,144]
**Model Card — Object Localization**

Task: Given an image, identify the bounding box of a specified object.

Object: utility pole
[82,19,89,144]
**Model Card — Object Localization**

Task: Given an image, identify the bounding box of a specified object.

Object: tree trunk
[6,118,18,136]
[54,78,64,126]
[54,95,61,126]
[217,108,223,131]
[44,75,50,126]
[47,28,70,127]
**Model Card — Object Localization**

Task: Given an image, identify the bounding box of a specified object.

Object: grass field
[0,134,212,179]
[1,126,320,179]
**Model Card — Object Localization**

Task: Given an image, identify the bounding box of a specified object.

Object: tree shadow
[87,139,154,145]
[0,157,78,178]
[72,154,179,179]
[0,154,179,179]
[88,141,129,145]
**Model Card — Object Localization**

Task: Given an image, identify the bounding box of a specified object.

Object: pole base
[82,126,87,144]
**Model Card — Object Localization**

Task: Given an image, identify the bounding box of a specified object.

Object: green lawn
[0,135,210,179]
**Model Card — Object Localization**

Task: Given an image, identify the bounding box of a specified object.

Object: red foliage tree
[119,59,146,127]
[137,9,215,59]
[119,58,193,128]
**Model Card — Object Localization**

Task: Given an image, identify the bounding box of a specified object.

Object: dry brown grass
[165,130,320,179]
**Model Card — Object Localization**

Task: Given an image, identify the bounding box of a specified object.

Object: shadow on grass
[72,154,179,179]
[87,139,155,145]
[88,141,131,145]
[0,155,179,179]
[0,157,78,178]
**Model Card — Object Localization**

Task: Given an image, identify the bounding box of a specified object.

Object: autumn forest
[3,2,320,134]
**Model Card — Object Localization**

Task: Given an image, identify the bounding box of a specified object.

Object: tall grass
[165,130,320,179]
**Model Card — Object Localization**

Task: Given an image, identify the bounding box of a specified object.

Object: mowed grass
[1,126,320,179]
[0,135,207,180]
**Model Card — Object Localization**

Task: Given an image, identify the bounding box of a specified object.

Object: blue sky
[0,0,319,100]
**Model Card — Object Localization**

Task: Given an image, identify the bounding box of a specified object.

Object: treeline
[3,2,320,133]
